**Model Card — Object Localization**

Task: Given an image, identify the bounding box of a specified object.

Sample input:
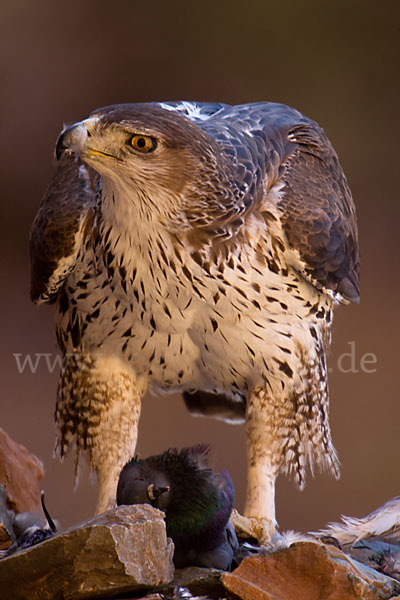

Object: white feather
[313,497,400,545]
[159,101,212,122]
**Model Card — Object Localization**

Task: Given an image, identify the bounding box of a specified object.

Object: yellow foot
[230,509,278,547]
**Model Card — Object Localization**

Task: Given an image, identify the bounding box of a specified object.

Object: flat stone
[160,566,224,598]
[0,504,174,600]
[346,538,400,580]
[0,427,44,514]
[222,541,400,600]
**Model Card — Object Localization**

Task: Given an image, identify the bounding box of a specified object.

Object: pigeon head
[116,458,171,510]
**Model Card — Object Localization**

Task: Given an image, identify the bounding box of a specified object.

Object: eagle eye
[129,135,157,153]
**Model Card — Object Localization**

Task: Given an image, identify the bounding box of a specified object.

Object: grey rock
[347,538,400,581]
[0,504,174,600]
[160,566,225,599]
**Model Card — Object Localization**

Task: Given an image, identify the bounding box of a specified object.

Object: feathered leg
[240,387,280,544]
[55,352,145,513]
[237,346,339,545]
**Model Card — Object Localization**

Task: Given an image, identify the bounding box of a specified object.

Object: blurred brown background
[1,0,399,531]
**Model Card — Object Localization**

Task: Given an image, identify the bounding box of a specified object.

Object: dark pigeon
[117,445,238,570]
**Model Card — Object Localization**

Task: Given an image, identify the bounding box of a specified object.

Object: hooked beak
[147,484,170,501]
[56,117,99,160]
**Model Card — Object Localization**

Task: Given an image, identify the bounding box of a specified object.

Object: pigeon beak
[147,484,170,501]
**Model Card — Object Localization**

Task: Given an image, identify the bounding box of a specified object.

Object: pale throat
[97,174,180,272]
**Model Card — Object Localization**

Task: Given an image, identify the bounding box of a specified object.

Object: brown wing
[278,122,360,303]
[188,102,359,303]
[30,157,97,304]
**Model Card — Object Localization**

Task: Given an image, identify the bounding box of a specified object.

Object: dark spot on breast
[122,327,132,337]
[252,299,261,310]
[279,346,291,354]
[184,297,193,310]
[266,257,280,274]
[234,286,248,299]
[191,251,203,267]
[70,320,81,348]
[193,285,205,299]
[174,247,183,264]
[251,319,264,329]
[274,359,293,378]
[309,326,318,340]
[158,243,169,265]
[150,315,157,330]
[182,265,193,282]
[104,250,115,268]
[59,293,69,315]
[77,292,89,300]
[245,343,256,357]
[210,319,218,332]
[252,282,261,293]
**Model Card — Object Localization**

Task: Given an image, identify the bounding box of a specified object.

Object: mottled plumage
[30,101,359,542]
[117,445,238,569]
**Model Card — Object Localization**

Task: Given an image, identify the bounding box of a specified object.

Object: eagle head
[55,104,231,233]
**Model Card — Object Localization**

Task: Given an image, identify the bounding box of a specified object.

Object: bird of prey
[30,100,359,543]
[117,445,238,569]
